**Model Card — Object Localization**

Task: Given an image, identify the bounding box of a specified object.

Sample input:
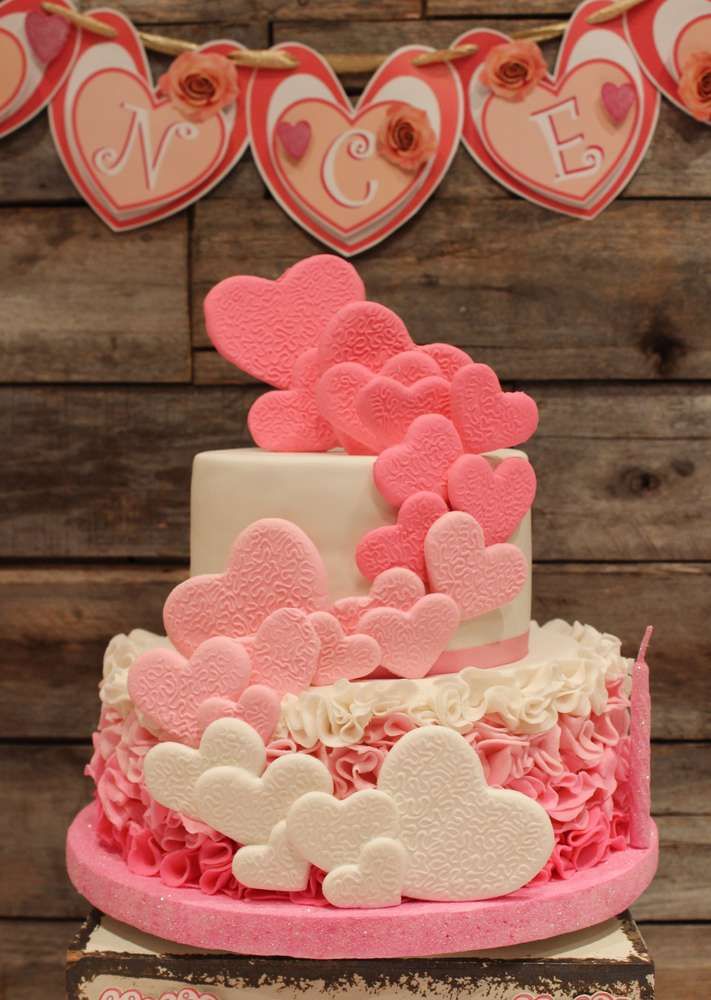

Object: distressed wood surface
[1,562,709,741]
[0,744,707,920]
[2,384,710,560]
[192,178,711,380]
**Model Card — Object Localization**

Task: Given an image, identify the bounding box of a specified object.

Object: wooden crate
[65,910,654,1000]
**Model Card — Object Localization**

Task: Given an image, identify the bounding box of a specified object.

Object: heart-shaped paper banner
[454,0,659,219]
[48,9,249,230]
[0,0,78,139]
[248,43,463,255]
[625,0,711,123]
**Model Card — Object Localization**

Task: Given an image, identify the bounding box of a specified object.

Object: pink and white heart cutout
[0,0,78,139]
[248,44,463,256]
[625,0,711,122]
[49,10,249,231]
[454,0,659,219]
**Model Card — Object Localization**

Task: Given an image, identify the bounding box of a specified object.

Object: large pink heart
[308,611,382,685]
[128,636,252,746]
[163,518,329,656]
[49,11,249,231]
[248,348,338,451]
[455,0,660,219]
[248,44,463,256]
[425,511,527,619]
[356,374,451,450]
[359,593,460,679]
[0,0,78,139]
[316,361,378,454]
[448,454,537,545]
[205,256,364,389]
[319,301,414,373]
[626,0,711,122]
[373,414,464,507]
[450,364,538,453]
[356,491,448,582]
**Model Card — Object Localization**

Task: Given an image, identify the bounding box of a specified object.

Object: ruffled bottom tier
[88,619,634,905]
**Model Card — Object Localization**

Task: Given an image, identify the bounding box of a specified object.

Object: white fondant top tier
[190,448,532,654]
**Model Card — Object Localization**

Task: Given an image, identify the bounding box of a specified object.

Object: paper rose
[377,103,437,172]
[678,51,711,122]
[481,40,547,102]
[158,50,238,123]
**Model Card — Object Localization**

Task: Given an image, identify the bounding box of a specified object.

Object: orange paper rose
[158,51,238,123]
[678,50,711,122]
[481,39,547,102]
[377,103,437,173]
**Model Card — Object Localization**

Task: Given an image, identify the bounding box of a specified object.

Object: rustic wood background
[1,1,710,997]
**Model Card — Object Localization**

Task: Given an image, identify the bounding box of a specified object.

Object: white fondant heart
[232,819,310,891]
[323,837,407,908]
[143,718,265,818]
[377,726,554,900]
[195,754,333,844]
[287,788,399,872]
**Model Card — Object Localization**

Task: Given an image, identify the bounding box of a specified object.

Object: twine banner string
[41,0,650,74]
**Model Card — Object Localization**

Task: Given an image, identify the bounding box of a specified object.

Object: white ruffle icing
[97,620,630,745]
[100,629,173,716]
[279,620,631,748]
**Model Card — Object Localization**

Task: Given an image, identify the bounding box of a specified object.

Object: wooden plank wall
[1,1,710,996]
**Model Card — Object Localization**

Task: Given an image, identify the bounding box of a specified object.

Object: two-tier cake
[69,254,657,956]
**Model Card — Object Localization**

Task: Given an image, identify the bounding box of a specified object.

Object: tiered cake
[74,255,656,951]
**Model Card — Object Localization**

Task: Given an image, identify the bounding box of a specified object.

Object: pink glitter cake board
[67,804,658,959]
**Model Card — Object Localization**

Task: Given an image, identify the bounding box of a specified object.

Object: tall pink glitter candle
[629,626,654,849]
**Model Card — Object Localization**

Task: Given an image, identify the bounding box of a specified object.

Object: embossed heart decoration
[447,453,536,545]
[0,0,78,139]
[454,0,659,219]
[625,0,711,122]
[163,518,329,657]
[248,43,463,255]
[49,10,249,230]
[378,726,554,900]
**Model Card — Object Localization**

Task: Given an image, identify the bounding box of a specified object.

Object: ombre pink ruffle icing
[87,677,631,903]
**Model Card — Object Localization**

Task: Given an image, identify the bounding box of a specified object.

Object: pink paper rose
[377,103,437,172]
[482,40,547,102]
[678,51,711,121]
[158,50,238,123]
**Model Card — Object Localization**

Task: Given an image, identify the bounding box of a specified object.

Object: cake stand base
[67,803,658,959]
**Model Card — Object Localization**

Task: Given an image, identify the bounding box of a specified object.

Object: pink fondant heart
[450,364,538,453]
[424,511,527,619]
[25,9,71,63]
[318,301,413,373]
[128,636,252,746]
[163,518,329,656]
[356,491,449,582]
[381,350,441,385]
[356,375,452,450]
[373,414,464,507]
[447,454,536,545]
[316,361,378,454]
[249,607,321,696]
[276,119,311,160]
[248,348,338,452]
[359,594,460,679]
[332,567,425,634]
[308,611,381,685]
[601,81,636,125]
[197,684,282,744]
[418,343,473,380]
[205,255,365,388]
